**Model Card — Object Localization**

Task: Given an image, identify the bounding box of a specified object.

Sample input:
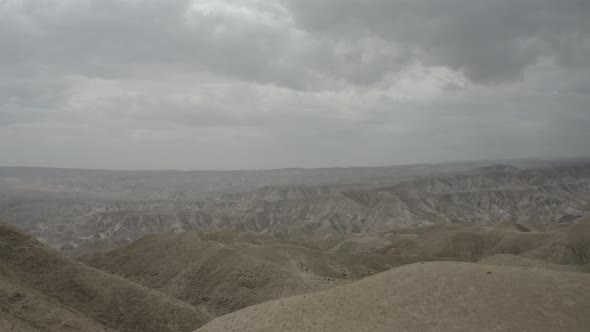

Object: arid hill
[2,161,589,255]
[325,217,590,269]
[80,231,317,317]
[519,217,590,264]
[80,229,427,317]
[341,163,590,229]
[0,224,207,332]
[478,254,587,272]
[196,261,590,332]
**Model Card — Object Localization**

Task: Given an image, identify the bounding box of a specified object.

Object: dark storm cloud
[0,0,589,169]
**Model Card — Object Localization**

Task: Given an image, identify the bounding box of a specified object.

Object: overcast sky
[1,0,589,170]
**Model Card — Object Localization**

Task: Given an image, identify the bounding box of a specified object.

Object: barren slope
[520,217,590,264]
[81,229,428,317]
[197,261,590,332]
[0,224,207,332]
[359,218,590,266]
[3,162,590,255]
[478,254,587,272]
[80,231,324,317]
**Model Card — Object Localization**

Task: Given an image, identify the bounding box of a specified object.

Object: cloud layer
[1,0,589,169]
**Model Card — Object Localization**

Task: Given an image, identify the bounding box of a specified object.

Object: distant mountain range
[1,158,589,255]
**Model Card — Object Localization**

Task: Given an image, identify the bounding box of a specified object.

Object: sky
[1,0,589,170]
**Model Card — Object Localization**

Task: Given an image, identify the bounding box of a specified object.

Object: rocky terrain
[342,164,590,228]
[1,160,589,255]
[0,161,497,199]
[1,159,590,331]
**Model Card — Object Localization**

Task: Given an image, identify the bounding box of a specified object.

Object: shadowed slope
[0,224,207,332]
[80,231,323,317]
[512,218,590,265]
[80,230,429,317]
[368,220,590,266]
[0,276,114,332]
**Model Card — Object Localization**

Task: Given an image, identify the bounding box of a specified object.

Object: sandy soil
[197,261,590,332]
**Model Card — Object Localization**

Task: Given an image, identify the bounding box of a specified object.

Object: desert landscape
[2,0,590,330]
[1,159,590,331]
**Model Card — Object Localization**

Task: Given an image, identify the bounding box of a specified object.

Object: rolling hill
[0,224,207,332]
[196,261,590,332]
[80,229,429,317]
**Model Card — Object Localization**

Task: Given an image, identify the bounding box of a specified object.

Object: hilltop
[197,261,590,332]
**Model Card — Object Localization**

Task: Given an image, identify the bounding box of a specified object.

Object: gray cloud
[0,0,589,169]
[287,0,590,83]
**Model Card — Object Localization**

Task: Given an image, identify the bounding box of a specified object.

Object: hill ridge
[197,261,590,332]
[0,223,208,332]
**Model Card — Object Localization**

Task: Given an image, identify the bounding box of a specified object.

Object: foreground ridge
[197,261,590,332]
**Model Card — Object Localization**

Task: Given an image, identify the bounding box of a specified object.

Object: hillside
[0,224,207,332]
[478,254,587,272]
[1,161,589,256]
[196,261,590,332]
[80,231,317,317]
[80,229,428,317]
[342,163,590,228]
[521,217,590,264]
[329,218,590,267]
